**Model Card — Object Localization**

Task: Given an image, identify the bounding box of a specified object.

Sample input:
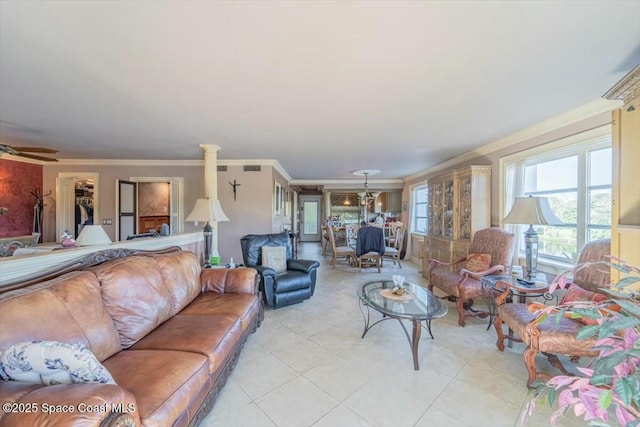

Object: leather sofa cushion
[0,381,43,407]
[129,314,242,375]
[0,383,140,427]
[91,257,173,348]
[0,271,122,361]
[180,293,260,331]
[201,267,257,294]
[240,232,292,266]
[273,271,311,293]
[152,252,202,315]
[103,349,209,427]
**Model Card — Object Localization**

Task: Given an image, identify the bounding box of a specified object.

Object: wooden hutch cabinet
[422,165,491,277]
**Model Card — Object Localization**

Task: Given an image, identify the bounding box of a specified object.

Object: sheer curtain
[503,162,522,269]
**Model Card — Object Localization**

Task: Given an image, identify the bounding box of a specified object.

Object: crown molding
[603,64,640,104]
[403,98,622,183]
[292,179,403,186]
[53,159,204,167]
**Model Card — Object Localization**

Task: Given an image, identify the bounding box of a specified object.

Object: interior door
[117,180,137,241]
[56,173,99,242]
[299,195,322,242]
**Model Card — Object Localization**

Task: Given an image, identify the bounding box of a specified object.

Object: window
[501,126,611,266]
[412,184,428,234]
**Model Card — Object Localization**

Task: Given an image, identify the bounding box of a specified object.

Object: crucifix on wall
[229,179,241,201]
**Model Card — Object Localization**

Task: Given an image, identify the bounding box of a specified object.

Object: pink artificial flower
[615,405,636,426]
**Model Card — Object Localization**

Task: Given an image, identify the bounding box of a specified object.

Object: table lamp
[503,195,562,283]
[75,225,112,246]
[186,198,229,267]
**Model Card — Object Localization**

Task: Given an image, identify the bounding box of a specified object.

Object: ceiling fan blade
[0,144,19,155]
[10,146,58,153]
[16,152,58,162]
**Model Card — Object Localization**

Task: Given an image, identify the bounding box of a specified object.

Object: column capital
[199,144,221,153]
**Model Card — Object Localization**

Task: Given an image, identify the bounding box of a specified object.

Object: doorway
[56,173,99,240]
[115,176,183,241]
[299,195,322,242]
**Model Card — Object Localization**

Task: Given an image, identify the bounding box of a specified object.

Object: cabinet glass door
[430,182,443,236]
[458,175,472,240]
[444,179,454,237]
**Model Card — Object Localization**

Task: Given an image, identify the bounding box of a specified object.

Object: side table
[481,275,555,330]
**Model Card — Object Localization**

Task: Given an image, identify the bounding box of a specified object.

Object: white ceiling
[1,1,639,180]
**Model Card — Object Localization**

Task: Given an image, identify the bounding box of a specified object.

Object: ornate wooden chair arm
[428,256,467,271]
[494,280,515,305]
[458,264,505,279]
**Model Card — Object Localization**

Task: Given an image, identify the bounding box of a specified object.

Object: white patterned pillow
[0,341,116,386]
[262,246,287,273]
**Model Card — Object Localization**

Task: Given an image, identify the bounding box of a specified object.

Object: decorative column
[324,191,331,219]
[200,144,221,257]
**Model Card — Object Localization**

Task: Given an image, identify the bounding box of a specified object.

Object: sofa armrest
[252,265,277,280]
[287,259,320,273]
[0,383,139,427]
[201,267,259,294]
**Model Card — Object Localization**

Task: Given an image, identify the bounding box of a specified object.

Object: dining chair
[322,225,330,257]
[384,224,406,268]
[355,226,385,272]
[327,225,356,267]
[387,221,405,246]
[344,223,360,248]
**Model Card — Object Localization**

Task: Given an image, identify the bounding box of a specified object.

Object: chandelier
[358,172,379,206]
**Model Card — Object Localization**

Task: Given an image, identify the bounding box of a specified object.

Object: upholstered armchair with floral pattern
[428,227,516,326]
[493,238,611,387]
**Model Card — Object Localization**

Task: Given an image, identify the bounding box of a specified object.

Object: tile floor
[201,242,590,427]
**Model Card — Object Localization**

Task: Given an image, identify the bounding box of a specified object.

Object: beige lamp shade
[186,198,230,225]
[503,196,563,225]
[75,225,112,246]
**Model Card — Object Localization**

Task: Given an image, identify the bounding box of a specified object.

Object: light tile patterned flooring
[202,242,588,427]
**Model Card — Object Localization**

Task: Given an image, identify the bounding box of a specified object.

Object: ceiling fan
[0,143,58,162]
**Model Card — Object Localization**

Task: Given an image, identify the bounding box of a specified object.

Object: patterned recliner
[493,238,611,387]
[428,227,516,326]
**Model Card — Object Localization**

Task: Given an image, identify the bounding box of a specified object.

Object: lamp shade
[75,225,112,246]
[503,196,563,225]
[186,198,229,224]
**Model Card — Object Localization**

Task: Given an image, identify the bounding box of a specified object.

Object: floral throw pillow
[560,283,607,305]
[464,253,492,273]
[262,246,287,273]
[0,341,116,386]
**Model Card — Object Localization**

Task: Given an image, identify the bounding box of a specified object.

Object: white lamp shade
[503,196,563,225]
[186,198,230,224]
[75,225,112,246]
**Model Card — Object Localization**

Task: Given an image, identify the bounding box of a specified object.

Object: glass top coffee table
[357,280,448,370]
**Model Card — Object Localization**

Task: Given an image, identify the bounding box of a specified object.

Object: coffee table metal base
[359,302,435,370]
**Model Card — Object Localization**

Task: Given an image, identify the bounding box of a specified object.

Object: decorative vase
[61,237,75,248]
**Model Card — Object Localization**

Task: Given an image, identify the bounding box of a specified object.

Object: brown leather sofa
[0,248,263,427]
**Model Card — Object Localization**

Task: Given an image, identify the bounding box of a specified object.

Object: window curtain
[503,162,522,268]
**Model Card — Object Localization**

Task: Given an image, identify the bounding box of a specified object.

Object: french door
[299,195,322,242]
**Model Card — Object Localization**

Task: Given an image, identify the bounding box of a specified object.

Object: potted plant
[522,257,639,427]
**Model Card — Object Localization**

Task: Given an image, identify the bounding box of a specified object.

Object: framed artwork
[274,181,282,215]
